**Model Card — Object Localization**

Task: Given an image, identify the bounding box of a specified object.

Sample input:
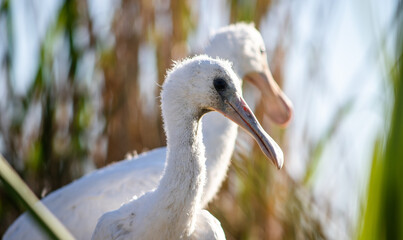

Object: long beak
[217,94,284,169]
[244,66,293,127]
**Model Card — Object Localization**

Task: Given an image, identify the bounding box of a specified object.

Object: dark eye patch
[213,78,227,92]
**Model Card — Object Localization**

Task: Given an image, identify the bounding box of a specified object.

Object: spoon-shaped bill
[217,93,284,169]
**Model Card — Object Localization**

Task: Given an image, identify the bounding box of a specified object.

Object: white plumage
[91,55,283,239]
[4,23,292,240]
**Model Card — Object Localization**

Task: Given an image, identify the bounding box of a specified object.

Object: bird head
[205,23,293,127]
[162,55,283,169]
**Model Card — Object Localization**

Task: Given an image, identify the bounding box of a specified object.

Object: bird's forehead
[230,27,264,46]
[243,32,265,51]
[166,55,241,90]
[198,63,241,91]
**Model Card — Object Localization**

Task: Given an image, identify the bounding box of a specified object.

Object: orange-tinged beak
[244,66,293,127]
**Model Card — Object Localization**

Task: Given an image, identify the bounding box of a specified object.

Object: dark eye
[213,78,227,92]
[260,48,265,54]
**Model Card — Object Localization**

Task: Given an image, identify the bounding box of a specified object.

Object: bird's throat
[154,116,206,237]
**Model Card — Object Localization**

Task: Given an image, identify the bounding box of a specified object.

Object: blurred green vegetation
[0,0,96,234]
[358,7,403,240]
[0,0,400,239]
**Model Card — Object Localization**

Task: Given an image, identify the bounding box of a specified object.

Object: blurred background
[0,0,402,239]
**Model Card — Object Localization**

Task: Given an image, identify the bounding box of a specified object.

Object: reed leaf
[0,154,75,240]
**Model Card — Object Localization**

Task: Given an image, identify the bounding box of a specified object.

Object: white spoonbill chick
[91,55,283,240]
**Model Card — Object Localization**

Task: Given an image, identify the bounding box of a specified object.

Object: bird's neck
[201,111,238,206]
[154,108,206,237]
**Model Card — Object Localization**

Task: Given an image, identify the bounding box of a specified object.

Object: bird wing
[191,210,226,240]
[4,147,167,240]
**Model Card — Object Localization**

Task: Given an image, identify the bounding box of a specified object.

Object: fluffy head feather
[161,55,241,120]
[204,23,267,78]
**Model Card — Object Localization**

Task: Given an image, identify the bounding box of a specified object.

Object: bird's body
[5,23,292,240]
[5,148,164,239]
